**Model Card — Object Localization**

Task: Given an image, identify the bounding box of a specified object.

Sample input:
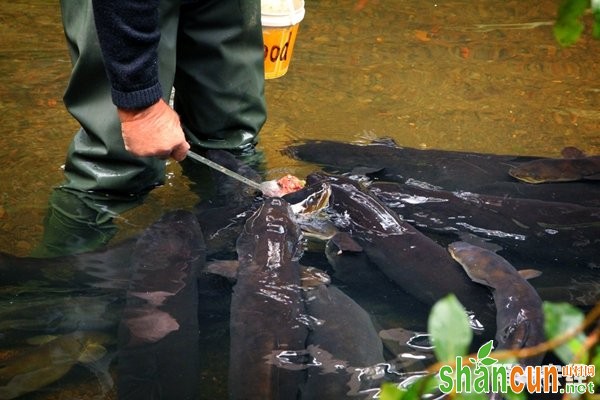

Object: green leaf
[379,383,405,400]
[380,376,441,400]
[428,294,473,362]
[402,375,441,399]
[477,340,494,359]
[593,9,600,38]
[553,0,589,46]
[554,19,585,46]
[556,0,590,20]
[543,302,586,363]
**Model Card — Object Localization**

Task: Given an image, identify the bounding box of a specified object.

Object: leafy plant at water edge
[544,302,600,392]
[428,294,471,364]
[544,302,588,364]
[554,0,600,46]
[381,295,600,400]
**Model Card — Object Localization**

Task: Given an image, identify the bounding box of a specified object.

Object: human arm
[91,0,189,160]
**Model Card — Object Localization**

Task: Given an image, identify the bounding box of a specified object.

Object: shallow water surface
[1,0,599,253]
[0,0,598,399]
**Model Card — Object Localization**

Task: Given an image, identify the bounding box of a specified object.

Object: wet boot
[31,188,148,257]
[34,0,183,256]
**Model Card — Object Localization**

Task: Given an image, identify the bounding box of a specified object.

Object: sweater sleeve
[91,0,163,109]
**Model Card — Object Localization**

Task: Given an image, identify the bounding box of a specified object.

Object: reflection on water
[0,0,599,398]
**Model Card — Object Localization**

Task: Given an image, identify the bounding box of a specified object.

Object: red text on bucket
[264,31,293,62]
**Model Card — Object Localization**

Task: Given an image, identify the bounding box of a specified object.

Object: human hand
[117,99,190,161]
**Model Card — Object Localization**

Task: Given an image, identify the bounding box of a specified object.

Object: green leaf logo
[473,340,498,369]
[480,357,497,366]
[478,340,494,359]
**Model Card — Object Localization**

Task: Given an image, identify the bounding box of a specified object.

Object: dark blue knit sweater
[92,0,163,109]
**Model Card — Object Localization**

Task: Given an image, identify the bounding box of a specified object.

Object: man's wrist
[117,100,161,122]
[111,81,163,110]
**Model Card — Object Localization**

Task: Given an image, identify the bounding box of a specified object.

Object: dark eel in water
[306,172,496,333]
[228,197,309,400]
[448,241,545,366]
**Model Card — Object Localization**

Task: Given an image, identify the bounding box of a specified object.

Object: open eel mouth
[289,183,335,241]
[290,183,331,215]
